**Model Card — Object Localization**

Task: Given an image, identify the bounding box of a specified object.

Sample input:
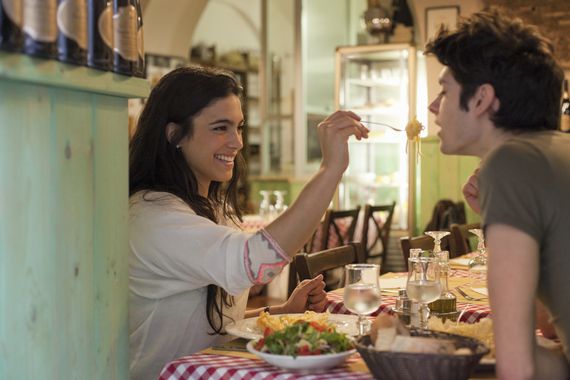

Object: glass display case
[335,43,416,230]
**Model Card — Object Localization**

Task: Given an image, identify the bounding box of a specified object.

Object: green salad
[253,320,354,357]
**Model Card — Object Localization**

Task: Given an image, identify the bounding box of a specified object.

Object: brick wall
[484,0,570,69]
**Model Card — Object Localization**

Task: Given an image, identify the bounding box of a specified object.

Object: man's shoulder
[485,131,563,166]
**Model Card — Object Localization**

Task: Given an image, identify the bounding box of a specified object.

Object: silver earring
[176,145,181,150]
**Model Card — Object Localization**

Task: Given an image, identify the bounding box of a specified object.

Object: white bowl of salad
[246,320,356,371]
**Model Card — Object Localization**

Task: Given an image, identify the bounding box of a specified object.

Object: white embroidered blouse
[128,191,289,380]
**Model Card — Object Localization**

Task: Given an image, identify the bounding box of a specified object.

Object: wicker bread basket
[356,328,490,380]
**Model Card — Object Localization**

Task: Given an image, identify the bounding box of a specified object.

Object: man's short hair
[425,9,564,132]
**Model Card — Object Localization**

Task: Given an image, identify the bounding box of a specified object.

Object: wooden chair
[308,206,361,252]
[424,199,466,232]
[294,242,366,290]
[361,202,396,269]
[450,222,482,257]
[400,234,451,271]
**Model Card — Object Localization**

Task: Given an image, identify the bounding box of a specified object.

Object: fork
[359,120,404,132]
[454,286,487,302]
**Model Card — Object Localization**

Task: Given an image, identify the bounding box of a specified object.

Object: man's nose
[428,98,440,115]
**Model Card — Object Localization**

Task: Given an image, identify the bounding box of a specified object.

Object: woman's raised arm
[264,110,368,256]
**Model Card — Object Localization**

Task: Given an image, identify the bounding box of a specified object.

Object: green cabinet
[0,52,148,379]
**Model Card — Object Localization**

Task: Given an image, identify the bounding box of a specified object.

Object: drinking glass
[273,190,287,216]
[425,230,450,255]
[344,264,382,336]
[406,254,441,329]
[259,190,271,221]
[468,228,487,287]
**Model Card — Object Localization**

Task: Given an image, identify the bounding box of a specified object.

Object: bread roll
[370,314,399,351]
[390,336,456,354]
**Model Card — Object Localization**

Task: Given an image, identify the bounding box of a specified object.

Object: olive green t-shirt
[479,130,570,362]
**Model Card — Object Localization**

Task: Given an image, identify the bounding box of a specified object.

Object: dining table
[326,267,491,324]
[158,340,497,380]
[158,258,497,380]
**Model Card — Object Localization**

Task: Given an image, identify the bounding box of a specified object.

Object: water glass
[344,264,381,336]
[468,229,487,288]
[406,254,441,329]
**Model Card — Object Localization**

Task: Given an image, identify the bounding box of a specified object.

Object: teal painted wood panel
[0,53,146,379]
[92,94,130,379]
[416,137,481,234]
[0,81,59,378]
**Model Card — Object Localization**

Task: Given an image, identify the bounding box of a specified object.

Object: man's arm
[487,224,568,380]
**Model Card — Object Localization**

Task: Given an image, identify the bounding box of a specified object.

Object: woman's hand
[317,110,369,173]
[462,168,481,215]
[280,274,328,314]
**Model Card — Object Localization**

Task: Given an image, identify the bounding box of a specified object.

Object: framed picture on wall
[426,6,460,40]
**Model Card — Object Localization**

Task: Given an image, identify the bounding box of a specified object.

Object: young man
[426,10,570,380]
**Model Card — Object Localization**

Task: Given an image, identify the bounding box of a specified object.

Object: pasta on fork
[405,117,424,163]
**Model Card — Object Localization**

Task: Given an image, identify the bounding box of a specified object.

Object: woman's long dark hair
[129,65,246,334]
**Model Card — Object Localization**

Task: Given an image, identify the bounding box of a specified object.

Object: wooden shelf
[0,52,149,98]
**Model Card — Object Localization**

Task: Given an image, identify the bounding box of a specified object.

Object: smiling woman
[167,94,245,196]
[127,65,369,380]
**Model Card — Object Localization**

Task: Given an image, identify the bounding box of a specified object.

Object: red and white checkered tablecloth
[326,269,491,325]
[158,353,373,380]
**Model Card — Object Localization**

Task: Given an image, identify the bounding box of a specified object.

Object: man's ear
[165,122,181,145]
[472,83,498,116]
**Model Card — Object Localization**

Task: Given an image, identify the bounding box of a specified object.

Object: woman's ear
[165,122,181,145]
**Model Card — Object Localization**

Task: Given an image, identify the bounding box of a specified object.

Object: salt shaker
[394,289,412,326]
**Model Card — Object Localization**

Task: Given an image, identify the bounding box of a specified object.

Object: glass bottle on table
[432,249,457,317]
[344,264,381,336]
[425,231,456,317]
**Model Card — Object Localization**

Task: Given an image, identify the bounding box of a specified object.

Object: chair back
[449,222,482,257]
[361,202,396,268]
[424,199,466,232]
[311,206,361,252]
[400,234,451,271]
[294,242,366,289]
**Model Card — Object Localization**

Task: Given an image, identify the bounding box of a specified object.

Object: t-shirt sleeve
[129,197,290,298]
[479,142,546,245]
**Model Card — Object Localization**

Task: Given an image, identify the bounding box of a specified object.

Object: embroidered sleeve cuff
[243,229,291,285]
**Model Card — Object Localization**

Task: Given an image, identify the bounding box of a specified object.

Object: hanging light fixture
[363,0,393,40]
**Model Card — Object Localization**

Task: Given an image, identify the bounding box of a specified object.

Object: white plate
[226,314,359,340]
[246,341,356,371]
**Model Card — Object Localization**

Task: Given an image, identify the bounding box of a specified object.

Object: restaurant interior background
[1,1,569,379]
[137,0,570,269]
